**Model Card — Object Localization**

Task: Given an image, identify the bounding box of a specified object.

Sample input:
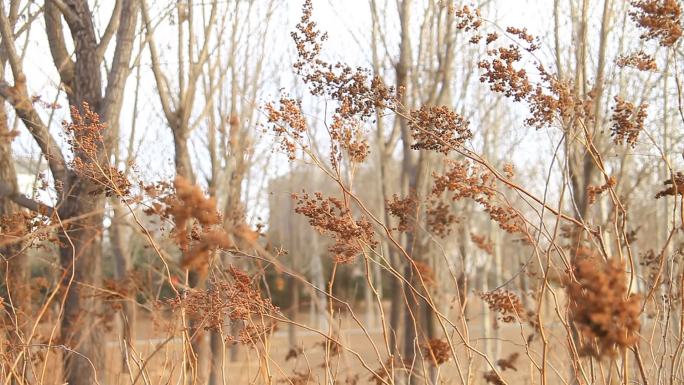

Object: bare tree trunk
[110,202,136,370]
[0,86,31,385]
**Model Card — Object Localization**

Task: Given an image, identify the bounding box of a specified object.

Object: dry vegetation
[0,0,684,385]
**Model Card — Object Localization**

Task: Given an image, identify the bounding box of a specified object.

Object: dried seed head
[409,105,472,154]
[566,258,641,358]
[610,96,648,148]
[422,338,451,366]
[481,289,527,323]
[630,0,682,47]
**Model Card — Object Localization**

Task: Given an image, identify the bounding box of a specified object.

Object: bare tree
[0,1,138,384]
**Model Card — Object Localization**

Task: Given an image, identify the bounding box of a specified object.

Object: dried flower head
[329,113,370,165]
[0,211,51,247]
[617,51,658,71]
[655,171,684,198]
[587,176,617,205]
[171,266,277,334]
[425,199,457,237]
[64,103,131,197]
[610,96,648,147]
[505,27,539,51]
[496,352,520,372]
[386,193,417,232]
[266,98,307,160]
[157,177,234,276]
[293,191,377,263]
[432,161,524,233]
[291,0,394,120]
[422,338,451,366]
[447,4,482,32]
[630,0,682,47]
[471,233,494,255]
[566,258,641,358]
[409,105,472,153]
[479,44,532,102]
[481,289,527,323]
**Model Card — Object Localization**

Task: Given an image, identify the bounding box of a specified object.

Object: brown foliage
[65,103,131,197]
[496,352,520,372]
[422,338,451,366]
[409,105,472,154]
[293,191,377,263]
[266,98,307,161]
[432,161,524,233]
[386,193,417,232]
[587,176,617,205]
[153,176,234,276]
[291,0,394,120]
[655,171,684,198]
[171,266,277,336]
[471,233,494,255]
[425,199,458,237]
[630,0,683,47]
[480,289,527,323]
[566,258,641,358]
[610,96,648,148]
[616,51,658,71]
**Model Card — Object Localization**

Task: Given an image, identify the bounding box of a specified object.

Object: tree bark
[0,81,31,385]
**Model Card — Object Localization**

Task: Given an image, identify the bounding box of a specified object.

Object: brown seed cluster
[630,0,682,47]
[526,67,589,129]
[293,192,377,263]
[155,177,233,277]
[566,258,641,358]
[480,289,527,323]
[386,193,417,232]
[587,176,617,205]
[432,161,495,200]
[422,338,451,366]
[0,211,51,247]
[432,161,524,233]
[475,24,594,131]
[496,352,520,372]
[505,27,539,51]
[64,103,131,197]
[483,370,505,385]
[425,200,457,237]
[447,4,482,32]
[471,233,494,255]
[412,260,436,288]
[479,44,532,103]
[291,0,394,121]
[610,96,648,148]
[616,51,658,71]
[171,267,277,334]
[408,105,472,154]
[266,98,307,161]
[655,171,684,198]
[329,111,370,166]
